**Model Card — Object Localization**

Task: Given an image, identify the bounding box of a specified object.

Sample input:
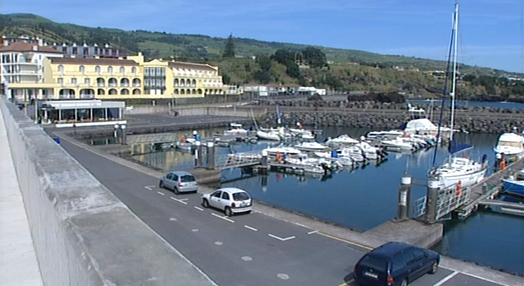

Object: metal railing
[215,152,262,170]
[414,184,471,220]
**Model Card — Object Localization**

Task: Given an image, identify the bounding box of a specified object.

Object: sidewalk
[0,107,43,286]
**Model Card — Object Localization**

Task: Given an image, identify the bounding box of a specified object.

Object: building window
[84,78,90,84]
[79,65,85,74]
[131,67,137,74]
[71,78,77,84]
[58,78,63,84]
[95,66,101,74]
[58,65,64,74]
[120,66,125,74]
[107,66,113,74]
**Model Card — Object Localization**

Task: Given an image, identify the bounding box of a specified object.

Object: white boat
[263,146,303,157]
[366,130,404,141]
[357,141,380,160]
[314,150,354,166]
[429,3,488,190]
[224,123,249,136]
[403,118,452,140]
[289,128,314,139]
[381,137,414,152]
[293,142,329,152]
[256,130,281,141]
[494,132,524,159]
[325,134,359,146]
[432,157,487,188]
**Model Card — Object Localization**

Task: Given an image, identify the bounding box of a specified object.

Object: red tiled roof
[0,42,62,54]
[168,61,216,71]
[49,57,138,66]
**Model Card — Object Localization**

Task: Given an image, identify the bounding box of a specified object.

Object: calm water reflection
[131,126,523,276]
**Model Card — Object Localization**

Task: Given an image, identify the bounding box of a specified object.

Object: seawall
[0,95,215,286]
[256,101,524,133]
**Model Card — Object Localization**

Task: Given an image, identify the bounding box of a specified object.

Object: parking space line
[307,230,318,235]
[317,232,373,250]
[157,191,165,196]
[268,234,295,241]
[433,271,458,286]
[194,206,204,211]
[337,279,354,286]
[144,185,154,190]
[211,213,234,223]
[170,197,188,205]
[244,225,258,232]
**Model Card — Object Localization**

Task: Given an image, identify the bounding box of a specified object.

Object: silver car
[201,187,252,216]
[159,171,198,194]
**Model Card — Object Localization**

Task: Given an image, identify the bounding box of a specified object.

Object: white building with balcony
[0,41,63,100]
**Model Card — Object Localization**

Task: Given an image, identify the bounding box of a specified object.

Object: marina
[117,126,524,277]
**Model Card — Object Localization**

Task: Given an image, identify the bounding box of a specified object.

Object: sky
[3,0,524,73]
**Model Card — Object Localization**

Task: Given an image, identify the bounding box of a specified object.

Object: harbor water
[127,126,524,276]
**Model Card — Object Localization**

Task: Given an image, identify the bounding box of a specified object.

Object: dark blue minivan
[353,242,440,286]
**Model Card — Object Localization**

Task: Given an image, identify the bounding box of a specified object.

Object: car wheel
[400,279,408,286]
[159,181,164,189]
[429,261,438,274]
[174,188,180,195]
[245,210,251,214]
[225,207,233,217]
[202,199,209,208]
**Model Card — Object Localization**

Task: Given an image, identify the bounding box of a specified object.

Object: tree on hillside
[222,34,236,58]
[302,47,327,68]
[254,54,272,84]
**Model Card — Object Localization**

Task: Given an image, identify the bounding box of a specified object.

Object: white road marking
[268,234,296,241]
[307,230,318,235]
[244,225,258,232]
[194,206,204,211]
[211,213,235,223]
[179,198,189,201]
[170,197,187,205]
[157,191,165,196]
[277,273,290,280]
[144,185,154,190]
[433,271,458,286]
[169,218,177,221]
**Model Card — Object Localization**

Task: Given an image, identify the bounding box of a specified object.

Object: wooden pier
[454,157,524,218]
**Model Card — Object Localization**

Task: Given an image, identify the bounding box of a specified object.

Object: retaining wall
[0,96,215,286]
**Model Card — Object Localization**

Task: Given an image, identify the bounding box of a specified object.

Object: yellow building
[8,52,224,101]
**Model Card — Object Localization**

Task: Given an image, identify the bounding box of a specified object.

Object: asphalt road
[59,138,514,286]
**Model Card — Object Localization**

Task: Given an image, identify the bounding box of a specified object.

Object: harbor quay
[3,95,524,285]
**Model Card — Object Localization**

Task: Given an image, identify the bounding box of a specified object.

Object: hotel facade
[1,40,225,102]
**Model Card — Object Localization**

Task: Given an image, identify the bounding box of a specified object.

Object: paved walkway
[0,107,43,286]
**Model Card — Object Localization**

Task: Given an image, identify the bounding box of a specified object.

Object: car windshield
[359,255,388,272]
[180,175,196,182]
[233,192,250,201]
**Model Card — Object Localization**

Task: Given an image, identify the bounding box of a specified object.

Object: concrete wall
[124,105,268,118]
[0,95,215,286]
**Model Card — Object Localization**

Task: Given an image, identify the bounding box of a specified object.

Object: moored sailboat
[428,3,487,189]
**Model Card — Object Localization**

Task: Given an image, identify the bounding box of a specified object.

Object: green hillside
[1,13,523,101]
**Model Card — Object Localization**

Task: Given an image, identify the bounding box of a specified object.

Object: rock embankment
[257,100,524,133]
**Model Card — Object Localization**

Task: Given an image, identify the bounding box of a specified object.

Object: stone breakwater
[256,101,524,134]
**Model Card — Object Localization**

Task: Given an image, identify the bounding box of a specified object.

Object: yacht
[493,132,524,160]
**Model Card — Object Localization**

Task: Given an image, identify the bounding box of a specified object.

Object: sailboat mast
[449,3,459,141]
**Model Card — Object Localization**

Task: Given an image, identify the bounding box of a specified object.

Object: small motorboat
[293,142,329,152]
[224,123,249,136]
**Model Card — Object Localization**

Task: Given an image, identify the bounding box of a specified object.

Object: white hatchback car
[201,187,252,216]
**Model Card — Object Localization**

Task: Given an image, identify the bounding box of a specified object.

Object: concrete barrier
[0,96,215,286]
